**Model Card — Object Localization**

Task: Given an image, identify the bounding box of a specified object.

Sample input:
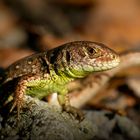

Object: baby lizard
[0,41,120,120]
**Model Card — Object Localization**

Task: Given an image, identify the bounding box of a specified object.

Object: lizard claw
[10,98,24,120]
[10,101,17,113]
[62,105,85,121]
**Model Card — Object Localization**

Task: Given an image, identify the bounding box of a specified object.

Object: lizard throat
[63,67,90,78]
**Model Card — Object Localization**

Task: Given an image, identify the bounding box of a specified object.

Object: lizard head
[49,41,120,78]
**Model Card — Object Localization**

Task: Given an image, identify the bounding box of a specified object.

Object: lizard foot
[10,97,24,120]
[62,105,84,121]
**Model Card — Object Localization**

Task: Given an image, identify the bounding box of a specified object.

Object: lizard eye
[86,47,96,55]
[86,47,101,58]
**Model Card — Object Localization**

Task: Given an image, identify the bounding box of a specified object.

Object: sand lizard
[0,41,120,120]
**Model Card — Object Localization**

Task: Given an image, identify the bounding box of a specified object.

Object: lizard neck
[50,67,74,85]
[57,66,90,79]
[65,69,89,78]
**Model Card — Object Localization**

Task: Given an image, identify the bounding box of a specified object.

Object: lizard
[0,41,120,120]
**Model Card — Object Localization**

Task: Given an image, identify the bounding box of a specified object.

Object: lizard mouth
[90,55,120,71]
[94,54,120,71]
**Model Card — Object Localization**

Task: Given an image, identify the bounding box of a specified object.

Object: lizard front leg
[57,89,84,121]
[10,75,40,119]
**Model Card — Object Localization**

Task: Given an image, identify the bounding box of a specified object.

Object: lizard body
[0,41,120,120]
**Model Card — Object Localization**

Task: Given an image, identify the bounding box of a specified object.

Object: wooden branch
[70,52,140,108]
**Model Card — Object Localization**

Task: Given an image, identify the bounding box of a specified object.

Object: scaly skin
[0,41,120,120]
